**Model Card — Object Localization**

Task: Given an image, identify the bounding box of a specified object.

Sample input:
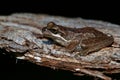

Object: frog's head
[42,22,69,46]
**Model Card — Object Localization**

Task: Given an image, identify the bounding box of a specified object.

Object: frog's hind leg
[75,36,114,57]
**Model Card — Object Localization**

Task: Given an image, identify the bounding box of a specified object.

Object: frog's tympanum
[42,22,114,56]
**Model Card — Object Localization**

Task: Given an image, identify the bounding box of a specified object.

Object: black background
[0,1,120,80]
[0,1,120,25]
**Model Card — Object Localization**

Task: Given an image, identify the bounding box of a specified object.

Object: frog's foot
[74,49,89,58]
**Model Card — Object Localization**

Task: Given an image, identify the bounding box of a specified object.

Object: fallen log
[0,13,120,80]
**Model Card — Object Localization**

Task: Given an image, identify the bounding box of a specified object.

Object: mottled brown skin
[42,22,114,56]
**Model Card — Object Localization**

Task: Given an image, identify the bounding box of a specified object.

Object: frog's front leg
[66,39,80,52]
[66,39,89,56]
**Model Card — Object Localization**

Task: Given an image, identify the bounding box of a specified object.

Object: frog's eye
[47,22,55,28]
[49,29,58,34]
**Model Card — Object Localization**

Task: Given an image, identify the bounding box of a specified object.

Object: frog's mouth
[42,28,69,46]
[42,28,55,38]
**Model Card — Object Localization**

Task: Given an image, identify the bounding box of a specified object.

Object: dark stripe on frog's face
[46,22,67,36]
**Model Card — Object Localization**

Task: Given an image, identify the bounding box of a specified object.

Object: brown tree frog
[42,22,114,56]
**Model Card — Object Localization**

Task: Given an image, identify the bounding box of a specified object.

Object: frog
[42,22,114,56]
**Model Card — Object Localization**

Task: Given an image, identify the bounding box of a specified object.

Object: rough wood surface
[0,13,120,80]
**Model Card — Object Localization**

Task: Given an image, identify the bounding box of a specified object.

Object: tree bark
[0,13,120,80]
